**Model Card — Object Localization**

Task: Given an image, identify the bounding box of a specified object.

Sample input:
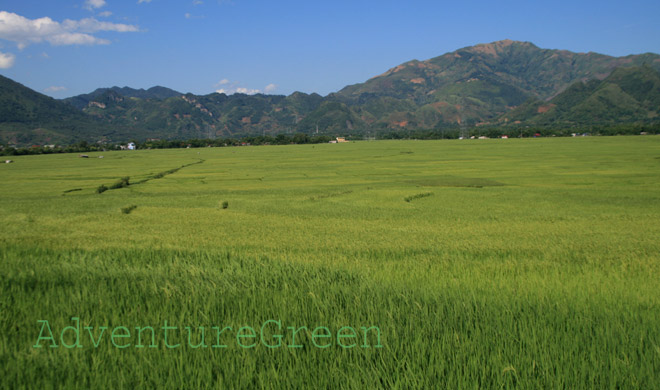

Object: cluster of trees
[139,134,334,149]
[0,134,336,156]
[0,141,108,156]
[379,123,660,140]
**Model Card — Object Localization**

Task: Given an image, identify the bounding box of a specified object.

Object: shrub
[221,201,229,209]
[110,177,130,189]
[96,185,108,194]
[121,205,137,214]
[404,192,433,202]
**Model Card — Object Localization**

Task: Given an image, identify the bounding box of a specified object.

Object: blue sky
[1,0,659,98]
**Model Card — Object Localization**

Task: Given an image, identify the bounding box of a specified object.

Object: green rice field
[1,136,659,388]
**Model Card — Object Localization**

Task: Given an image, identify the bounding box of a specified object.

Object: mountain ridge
[64,85,182,110]
[333,40,660,128]
[2,40,660,146]
[0,74,123,145]
[501,65,660,125]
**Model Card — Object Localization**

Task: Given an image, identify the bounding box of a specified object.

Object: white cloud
[216,87,262,95]
[214,80,278,95]
[214,79,259,95]
[138,0,152,3]
[264,83,277,93]
[98,11,113,17]
[0,11,139,49]
[193,0,204,5]
[0,50,15,68]
[63,18,139,33]
[84,0,107,10]
[44,86,67,93]
[185,12,205,20]
[48,32,109,46]
[237,87,261,94]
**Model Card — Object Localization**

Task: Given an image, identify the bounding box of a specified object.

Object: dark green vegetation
[1,137,659,388]
[120,204,137,214]
[109,176,130,190]
[503,65,660,125]
[0,134,337,157]
[403,192,433,202]
[3,40,660,147]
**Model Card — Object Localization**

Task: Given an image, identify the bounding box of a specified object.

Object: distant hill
[63,86,182,110]
[0,75,118,145]
[500,66,660,125]
[61,40,660,136]
[333,40,660,129]
[74,91,325,140]
[2,40,660,146]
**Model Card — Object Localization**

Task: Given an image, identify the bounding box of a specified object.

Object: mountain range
[64,86,183,110]
[1,40,660,146]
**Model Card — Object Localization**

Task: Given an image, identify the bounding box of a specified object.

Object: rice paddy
[1,136,659,388]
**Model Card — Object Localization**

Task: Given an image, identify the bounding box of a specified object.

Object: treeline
[379,122,660,140]
[141,134,334,149]
[0,134,335,156]
[0,141,107,156]
[2,123,658,156]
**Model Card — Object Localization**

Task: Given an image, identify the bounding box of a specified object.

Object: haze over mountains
[1,40,660,146]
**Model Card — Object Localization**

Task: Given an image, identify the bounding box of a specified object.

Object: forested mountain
[333,40,660,129]
[0,75,119,145]
[2,40,660,146]
[501,65,660,125]
[63,86,183,110]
